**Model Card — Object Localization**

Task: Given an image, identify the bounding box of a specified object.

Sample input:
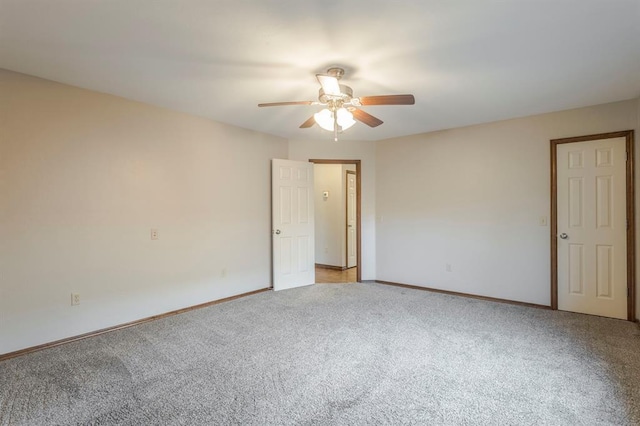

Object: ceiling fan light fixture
[314,109,334,131]
[336,108,355,130]
[314,108,356,132]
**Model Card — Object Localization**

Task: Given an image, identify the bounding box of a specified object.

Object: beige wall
[314,164,344,267]
[288,139,376,280]
[0,70,288,354]
[376,99,639,315]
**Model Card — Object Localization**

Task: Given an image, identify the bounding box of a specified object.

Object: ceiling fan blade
[299,116,316,128]
[352,109,383,127]
[358,94,415,106]
[316,74,342,96]
[258,101,314,107]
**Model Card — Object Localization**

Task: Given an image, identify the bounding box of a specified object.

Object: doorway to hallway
[310,159,361,283]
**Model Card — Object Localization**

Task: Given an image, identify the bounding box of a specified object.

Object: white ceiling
[1,0,639,141]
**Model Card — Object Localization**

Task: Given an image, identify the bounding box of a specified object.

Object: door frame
[310,159,362,282]
[550,130,635,321]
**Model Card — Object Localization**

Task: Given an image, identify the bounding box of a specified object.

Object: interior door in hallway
[346,170,357,268]
[272,159,315,291]
[556,136,628,319]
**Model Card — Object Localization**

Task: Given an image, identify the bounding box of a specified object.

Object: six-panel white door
[557,137,627,319]
[272,159,315,291]
[346,171,357,268]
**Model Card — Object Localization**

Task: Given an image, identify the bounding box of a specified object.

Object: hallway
[315,266,357,283]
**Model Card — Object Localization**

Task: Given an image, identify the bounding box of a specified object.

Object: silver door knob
[559,233,568,239]
[274,229,281,235]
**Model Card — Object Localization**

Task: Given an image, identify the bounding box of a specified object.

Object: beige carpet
[1,282,639,425]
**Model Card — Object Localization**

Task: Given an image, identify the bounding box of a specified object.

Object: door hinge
[626,151,628,161]
[628,287,631,298]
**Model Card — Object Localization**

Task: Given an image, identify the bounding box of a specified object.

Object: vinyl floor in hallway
[315,266,357,283]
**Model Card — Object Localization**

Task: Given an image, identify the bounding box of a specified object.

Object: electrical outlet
[71,293,80,306]
[446,263,452,272]
[221,268,227,278]
[151,228,159,240]
[539,216,548,226]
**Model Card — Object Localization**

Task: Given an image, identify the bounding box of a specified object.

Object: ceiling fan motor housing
[318,84,353,105]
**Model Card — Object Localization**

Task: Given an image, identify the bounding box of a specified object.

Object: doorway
[550,130,635,320]
[310,159,361,283]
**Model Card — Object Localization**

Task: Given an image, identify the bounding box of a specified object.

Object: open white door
[272,159,315,291]
[346,171,357,268]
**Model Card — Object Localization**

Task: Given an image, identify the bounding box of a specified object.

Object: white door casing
[346,171,357,268]
[272,159,315,291]
[556,137,627,319]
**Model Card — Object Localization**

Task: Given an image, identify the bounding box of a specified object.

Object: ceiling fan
[258,67,415,141]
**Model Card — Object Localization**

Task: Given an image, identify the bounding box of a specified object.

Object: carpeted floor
[1,283,639,425]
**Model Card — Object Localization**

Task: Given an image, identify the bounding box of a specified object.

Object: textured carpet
[1,283,639,425]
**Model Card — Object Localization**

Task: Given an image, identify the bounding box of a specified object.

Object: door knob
[559,233,568,239]
[274,229,281,235]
